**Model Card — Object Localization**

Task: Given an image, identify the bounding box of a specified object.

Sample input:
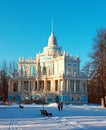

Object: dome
[48,32,57,46]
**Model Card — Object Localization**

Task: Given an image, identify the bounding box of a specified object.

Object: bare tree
[81,62,91,78]
[9,61,18,77]
[0,61,9,104]
[0,60,18,104]
[89,28,106,107]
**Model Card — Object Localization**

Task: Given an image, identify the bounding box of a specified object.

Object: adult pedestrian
[57,102,61,111]
[60,102,63,111]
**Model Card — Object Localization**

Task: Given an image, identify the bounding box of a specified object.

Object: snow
[0,103,106,130]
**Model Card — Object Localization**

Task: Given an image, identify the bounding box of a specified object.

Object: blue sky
[0,0,106,68]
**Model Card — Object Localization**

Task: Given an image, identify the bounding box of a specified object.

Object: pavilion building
[8,28,88,104]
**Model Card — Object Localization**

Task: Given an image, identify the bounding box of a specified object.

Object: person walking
[57,102,61,111]
[60,102,63,111]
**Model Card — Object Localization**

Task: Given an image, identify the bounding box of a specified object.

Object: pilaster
[74,80,76,92]
[18,81,21,92]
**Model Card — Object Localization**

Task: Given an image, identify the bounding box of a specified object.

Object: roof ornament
[48,19,57,46]
[51,19,54,34]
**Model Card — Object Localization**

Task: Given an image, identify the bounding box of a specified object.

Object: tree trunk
[101,97,106,108]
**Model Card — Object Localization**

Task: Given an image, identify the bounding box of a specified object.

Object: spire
[48,19,57,46]
[51,19,54,34]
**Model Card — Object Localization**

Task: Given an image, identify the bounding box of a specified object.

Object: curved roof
[48,32,57,46]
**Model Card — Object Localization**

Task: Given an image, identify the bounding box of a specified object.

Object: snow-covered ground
[0,103,106,130]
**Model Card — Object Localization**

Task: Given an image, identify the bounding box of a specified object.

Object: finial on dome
[51,19,54,34]
[48,20,57,46]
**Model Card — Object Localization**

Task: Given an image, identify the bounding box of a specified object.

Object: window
[24,81,28,91]
[67,68,70,74]
[55,80,58,91]
[13,83,18,92]
[35,81,37,91]
[83,82,86,92]
[21,65,23,75]
[64,80,67,91]
[33,66,36,75]
[13,97,16,100]
[72,97,74,101]
[76,80,80,91]
[77,97,80,101]
[25,71,27,76]
[47,81,51,91]
[43,66,46,75]
[73,64,77,67]
[70,80,74,91]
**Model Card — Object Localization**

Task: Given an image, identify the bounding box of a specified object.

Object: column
[74,80,76,92]
[44,79,47,91]
[80,80,83,92]
[51,79,54,92]
[37,80,39,91]
[18,81,21,92]
[8,80,11,92]
[30,80,33,92]
[32,81,35,91]
[79,80,81,92]
[30,81,32,92]
[66,79,68,92]
[62,79,65,91]
[18,64,21,76]
[60,80,62,92]
[21,81,23,92]
[28,81,30,92]
[58,80,60,92]
[64,79,67,91]
[68,79,70,92]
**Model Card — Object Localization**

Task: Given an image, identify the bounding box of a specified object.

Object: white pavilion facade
[8,29,88,104]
